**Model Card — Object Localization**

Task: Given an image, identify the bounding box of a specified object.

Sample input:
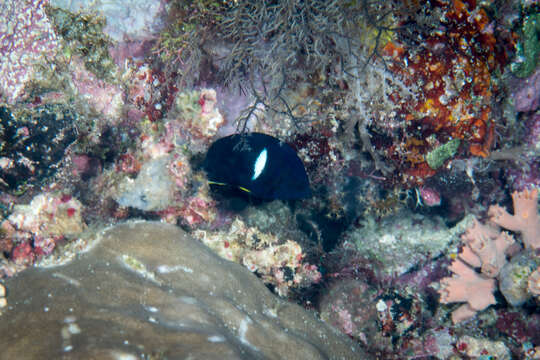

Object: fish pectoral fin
[208,180,227,186]
[238,186,251,193]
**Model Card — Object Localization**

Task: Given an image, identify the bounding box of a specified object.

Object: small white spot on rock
[64,315,76,323]
[179,296,197,305]
[207,335,225,343]
[156,264,193,274]
[110,351,138,360]
[67,323,81,335]
[376,299,388,312]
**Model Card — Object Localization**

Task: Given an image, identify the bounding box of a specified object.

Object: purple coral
[506,113,540,191]
[513,68,540,112]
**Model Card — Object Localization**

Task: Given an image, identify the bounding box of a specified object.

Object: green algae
[426,138,460,170]
[46,6,116,80]
[511,13,540,78]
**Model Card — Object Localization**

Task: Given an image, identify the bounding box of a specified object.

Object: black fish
[203,132,311,200]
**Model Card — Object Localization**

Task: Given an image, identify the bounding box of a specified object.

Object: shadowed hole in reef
[296,208,350,253]
[207,184,267,212]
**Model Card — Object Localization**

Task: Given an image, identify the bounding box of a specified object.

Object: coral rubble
[193,218,320,297]
[0,192,85,276]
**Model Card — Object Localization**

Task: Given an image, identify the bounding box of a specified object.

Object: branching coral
[489,188,540,250]
[439,258,497,324]
[438,188,540,323]
[459,220,515,278]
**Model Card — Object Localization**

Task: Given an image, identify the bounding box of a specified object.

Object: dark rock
[0,104,77,194]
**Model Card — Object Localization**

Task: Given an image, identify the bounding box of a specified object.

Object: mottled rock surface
[499,250,540,306]
[115,156,175,211]
[347,211,475,276]
[0,221,365,359]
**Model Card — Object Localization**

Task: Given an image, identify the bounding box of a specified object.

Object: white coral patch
[238,316,259,352]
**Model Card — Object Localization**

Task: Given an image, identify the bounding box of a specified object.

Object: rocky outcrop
[0,221,365,359]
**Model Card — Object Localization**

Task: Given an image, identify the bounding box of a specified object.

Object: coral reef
[0,0,61,104]
[505,112,540,191]
[115,156,174,212]
[318,279,380,345]
[173,185,217,227]
[438,188,540,323]
[0,283,6,311]
[173,89,225,141]
[425,139,461,170]
[499,251,540,306]
[529,266,540,298]
[455,335,511,360]
[104,85,224,226]
[513,67,540,112]
[193,218,320,296]
[345,209,474,276]
[0,192,85,276]
[380,0,514,182]
[0,0,539,358]
[511,12,540,78]
[124,61,178,123]
[46,6,116,79]
[67,56,124,121]
[50,0,166,43]
[439,255,498,324]
[489,188,540,249]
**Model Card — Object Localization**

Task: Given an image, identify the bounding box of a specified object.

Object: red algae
[380,0,515,183]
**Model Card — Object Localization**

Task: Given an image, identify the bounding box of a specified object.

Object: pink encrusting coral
[0,0,61,103]
[438,188,539,323]
[69,56,124,121]
[0,192,86,276]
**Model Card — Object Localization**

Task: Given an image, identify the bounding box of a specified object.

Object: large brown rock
[0,221,366,359]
